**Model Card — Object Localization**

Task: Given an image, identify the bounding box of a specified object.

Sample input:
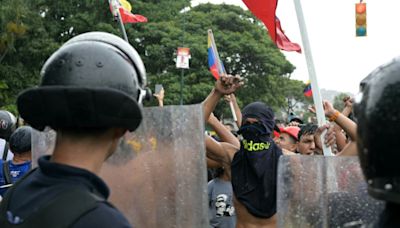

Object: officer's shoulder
[72,202,131,228]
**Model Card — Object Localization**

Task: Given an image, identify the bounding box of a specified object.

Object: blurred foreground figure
[0,32,148,227]
[354,57,400,227]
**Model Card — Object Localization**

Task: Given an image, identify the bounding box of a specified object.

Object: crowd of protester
[202,77,359,227]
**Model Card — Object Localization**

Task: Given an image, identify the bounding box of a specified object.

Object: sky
[191,0,400,94]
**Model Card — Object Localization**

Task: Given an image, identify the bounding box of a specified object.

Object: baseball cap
[280,126,300,141]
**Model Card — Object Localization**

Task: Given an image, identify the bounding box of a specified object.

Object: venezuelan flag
[208,30,225,80]
[303,81,312,97]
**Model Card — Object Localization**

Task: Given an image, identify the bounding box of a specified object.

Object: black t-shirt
[231,138,282,218]
[4,155,131,228]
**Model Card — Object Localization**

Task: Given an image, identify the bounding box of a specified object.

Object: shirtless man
[203,75,280,228]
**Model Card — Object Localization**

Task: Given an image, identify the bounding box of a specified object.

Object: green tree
[0,0,59,111]
[136,3,296,114]
[333,92,349,111]
[0,0,126,111]
[1,0,304,117]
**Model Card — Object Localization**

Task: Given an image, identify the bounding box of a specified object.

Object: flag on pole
[303,81,312,97]
[109,0,147,24]
[242,0,301,53]
[119,0,132,11]
[275,17,301,53]
[208,30,225,80]
[207,30,238,121]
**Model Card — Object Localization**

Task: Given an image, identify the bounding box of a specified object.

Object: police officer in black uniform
[0,110,17,161]
[0,32,149,228]
[354,57,400,227]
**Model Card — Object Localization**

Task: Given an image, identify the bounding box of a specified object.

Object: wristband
[329,110,340,122]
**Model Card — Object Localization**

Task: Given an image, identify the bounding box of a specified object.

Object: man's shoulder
[72,201,131,228]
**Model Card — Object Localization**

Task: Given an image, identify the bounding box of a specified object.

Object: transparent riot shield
[32,104,208,227]
[277,155,384,228]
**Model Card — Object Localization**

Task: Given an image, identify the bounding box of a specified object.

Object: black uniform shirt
[6,155,131,228]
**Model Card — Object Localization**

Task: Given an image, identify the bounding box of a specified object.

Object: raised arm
[207,113,240,148]
[337,141,358,156]
[323,100,357,141]
[205,135,238,167]
[153,88,165,107]
[224,94,242,127]
[341,96,354,117]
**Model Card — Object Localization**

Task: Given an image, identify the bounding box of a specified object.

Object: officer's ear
[112,128,127,139]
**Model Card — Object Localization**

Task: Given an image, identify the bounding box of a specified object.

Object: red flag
[242,0,301,53]
[118,8,147,24]
[242,0,277,42]
[275,17,301,53]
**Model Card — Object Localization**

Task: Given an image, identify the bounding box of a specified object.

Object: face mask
[238,122,267,139]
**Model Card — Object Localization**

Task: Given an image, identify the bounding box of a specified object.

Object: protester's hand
[314,124,336,151]
[309,101,337,118]
[223,94,237,104]
[223,95,232,103]
[153,88,165,101]
[308,105,316,114]
[215,74,243,95]
[343,96,353,109]
[154,88,165,107]
[322,100,338,119]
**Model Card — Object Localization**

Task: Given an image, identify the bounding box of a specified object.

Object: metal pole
[179,9,187,106]
[293,0,332,156]
[180,69,184,105]
[116,8,129,42]
[110,0,129,42]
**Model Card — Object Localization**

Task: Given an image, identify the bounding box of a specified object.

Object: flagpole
[179,9,187,106]
[110,0,129,42]
[208,29,237,122]
[293,0,332,156]
[116,8,129,42]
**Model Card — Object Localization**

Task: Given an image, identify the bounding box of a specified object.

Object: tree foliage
[333,92,350,111]
[0,0,307,116]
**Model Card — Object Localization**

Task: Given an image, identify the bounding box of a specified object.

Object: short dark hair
[9,126,32,154]
[298,124,317,141]
[213,167,225,178]
[57,127,111,138]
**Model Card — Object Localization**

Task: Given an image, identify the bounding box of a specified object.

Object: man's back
[0,156,130,228]
[0,160,31,196]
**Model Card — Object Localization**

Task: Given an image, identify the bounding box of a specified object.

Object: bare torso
[234,197,277,228]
